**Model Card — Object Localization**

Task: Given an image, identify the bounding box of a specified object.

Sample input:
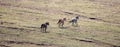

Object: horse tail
[40,24,44,28]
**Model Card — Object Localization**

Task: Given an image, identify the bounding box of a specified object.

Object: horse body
[69,16,79,26]
[40,22,49,32]
[41,24,47,29]
[57,18,66,27]
[69,18,77,23]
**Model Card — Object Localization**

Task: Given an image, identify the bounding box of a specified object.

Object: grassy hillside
[0,0,120,47]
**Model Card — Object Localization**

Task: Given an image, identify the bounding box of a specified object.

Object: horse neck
[62,20,65,21]
[75,18,78,20]
[44,23,47,25]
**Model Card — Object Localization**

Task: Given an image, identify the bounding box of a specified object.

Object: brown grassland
[0,0,120,47]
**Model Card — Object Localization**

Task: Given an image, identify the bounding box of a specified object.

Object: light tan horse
[57,18,66,27]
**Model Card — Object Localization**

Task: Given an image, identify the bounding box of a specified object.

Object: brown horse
[57,18,66,27]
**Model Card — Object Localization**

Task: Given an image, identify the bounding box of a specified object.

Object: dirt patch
[0,12,8,14]
[71,38,120,47]
[71,38,94,43]
[63,11,120,25]
[0,14,2,16]
[0,21,15,25]
[0,15,2,19]
[64,11,74,15]
[14,9,42,14]
[0,32,19,36]
[5,40,51,46]
[0,26,42,33]
[0,2,12,6]
[0,40,59,47]
[22,26,40,29]
[62,11,88,18]
[0,26,25,31]
[89,17,97,20]
[0,44,10,47]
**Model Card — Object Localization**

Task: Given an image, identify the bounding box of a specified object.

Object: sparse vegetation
[0,0,120,47]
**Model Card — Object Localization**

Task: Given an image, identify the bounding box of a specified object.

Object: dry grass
[0,0,120,47]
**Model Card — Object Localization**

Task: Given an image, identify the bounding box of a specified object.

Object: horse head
[63,18,66,21]
[76,16,79,19]
[45,22,49,25]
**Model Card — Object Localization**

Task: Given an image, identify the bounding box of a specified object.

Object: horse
[69,16,79,26]
[40,22,49,33]
[57,18,66,27]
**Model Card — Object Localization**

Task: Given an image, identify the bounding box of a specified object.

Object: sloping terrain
[0,0,120,47]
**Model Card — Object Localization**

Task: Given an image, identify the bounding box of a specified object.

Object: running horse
[57,18,66,27]
[69,16,79,26]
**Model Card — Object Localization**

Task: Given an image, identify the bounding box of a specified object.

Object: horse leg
[59,23,62,27]
[72,22,74,26]
[61,23,64,27]
[75,21,78,26]
[44,28,47,33]
[43,28,45,33]
[58,23,60,27]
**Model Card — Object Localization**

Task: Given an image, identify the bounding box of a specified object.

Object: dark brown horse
[40,22,49,33]
[57,18,66,27]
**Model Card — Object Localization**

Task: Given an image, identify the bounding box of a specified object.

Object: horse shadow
[41,31,50,33]
[59,27,68,29]
[72,25,80,27]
